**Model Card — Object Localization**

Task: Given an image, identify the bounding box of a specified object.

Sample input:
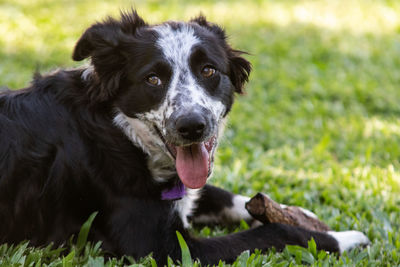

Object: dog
[0,10,369,265]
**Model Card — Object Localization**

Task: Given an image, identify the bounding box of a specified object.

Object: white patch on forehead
[151,23,226,137]
[154,23,200,66]
[153,24,203,126]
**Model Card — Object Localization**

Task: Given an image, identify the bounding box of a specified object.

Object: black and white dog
[0,11,369,265]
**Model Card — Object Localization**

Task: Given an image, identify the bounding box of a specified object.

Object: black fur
[0,11,340,265]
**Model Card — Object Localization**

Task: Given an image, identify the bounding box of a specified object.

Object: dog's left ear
[227,49,251,94]
[190,15,251,94]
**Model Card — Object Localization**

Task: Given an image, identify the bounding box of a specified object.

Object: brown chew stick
[245,193,331,232]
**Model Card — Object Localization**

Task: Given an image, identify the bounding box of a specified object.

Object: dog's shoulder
[0,67,155,188]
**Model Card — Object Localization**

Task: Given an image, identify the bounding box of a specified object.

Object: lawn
[1,0,400,266]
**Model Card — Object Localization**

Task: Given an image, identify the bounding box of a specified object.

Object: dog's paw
[328,230,370,253]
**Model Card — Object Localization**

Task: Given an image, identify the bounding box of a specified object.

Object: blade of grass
[77,212,98,253]
[176,231,192,267]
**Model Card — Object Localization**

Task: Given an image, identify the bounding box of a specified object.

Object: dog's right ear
[72,20,121,61]
[72,10,147,102]
[72,10,147,61]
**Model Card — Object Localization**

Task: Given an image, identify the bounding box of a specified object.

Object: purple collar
[161,180,186,200]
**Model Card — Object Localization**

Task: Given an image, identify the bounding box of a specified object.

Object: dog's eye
[201,66,216,78]
[147,75,162,86]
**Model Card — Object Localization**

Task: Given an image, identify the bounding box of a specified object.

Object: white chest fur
[174,188,201,228]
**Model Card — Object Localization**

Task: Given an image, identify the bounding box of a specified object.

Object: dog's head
[73,10,251,189]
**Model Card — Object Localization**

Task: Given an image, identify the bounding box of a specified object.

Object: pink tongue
[176,143,209,189]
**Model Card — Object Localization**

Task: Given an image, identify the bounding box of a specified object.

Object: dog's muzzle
[175,112,208,142]
[160,109,217,189]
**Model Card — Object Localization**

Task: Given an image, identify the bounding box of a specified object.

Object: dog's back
[0,71,156,247]
[0,72,84,244]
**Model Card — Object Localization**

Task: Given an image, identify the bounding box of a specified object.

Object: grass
[1,0,400,266]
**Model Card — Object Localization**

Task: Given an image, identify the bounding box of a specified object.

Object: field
[1,0,400,266]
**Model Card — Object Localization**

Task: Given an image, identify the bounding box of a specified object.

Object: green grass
[1,0,400,266]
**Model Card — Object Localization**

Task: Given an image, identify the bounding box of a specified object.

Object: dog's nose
[176,113,207,141]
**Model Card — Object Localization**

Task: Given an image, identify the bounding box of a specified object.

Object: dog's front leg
[189,184,254,225]
[190,184,319,226]
[185,223,368,265]
[105,196,368,266]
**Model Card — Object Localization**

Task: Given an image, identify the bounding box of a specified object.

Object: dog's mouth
[154,127,216,189]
